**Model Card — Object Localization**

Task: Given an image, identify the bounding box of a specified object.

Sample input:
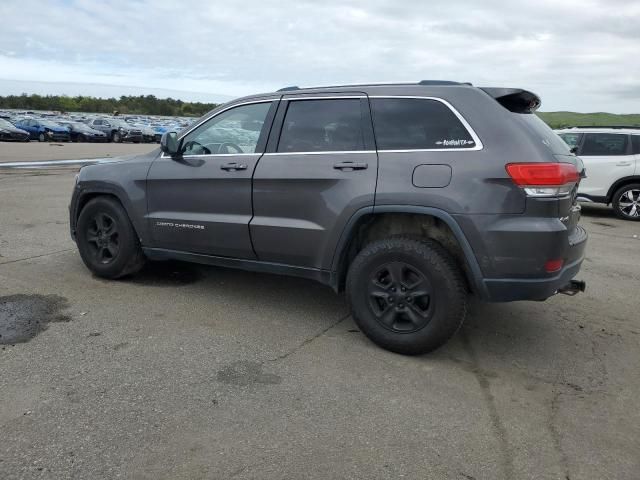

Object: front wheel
[346,237,467,355]
[612,184,640,221]
[76,197,145,278]
[111,131,121,143]
[38,132,46,142]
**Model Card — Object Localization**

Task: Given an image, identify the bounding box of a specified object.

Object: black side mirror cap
[160,131,180,156]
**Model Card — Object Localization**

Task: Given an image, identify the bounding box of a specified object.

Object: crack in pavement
[268,312,351,362]
[0,248,74,266]
[460,330,514,480]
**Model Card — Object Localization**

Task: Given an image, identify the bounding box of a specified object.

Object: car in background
[0,118,30,142]
[85,117,143,143]
[130,123,157,143]
[57,121,108,142]
[13,118,71,142]
[556,127,640,220]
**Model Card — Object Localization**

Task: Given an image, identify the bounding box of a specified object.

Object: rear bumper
[483,254,586,301]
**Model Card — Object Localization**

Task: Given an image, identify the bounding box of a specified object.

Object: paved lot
[0,142,156,163]
[0,157,639,479]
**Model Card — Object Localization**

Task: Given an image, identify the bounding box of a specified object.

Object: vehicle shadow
[579,203,616,219]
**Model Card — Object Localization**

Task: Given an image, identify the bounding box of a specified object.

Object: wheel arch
[72,187,144,243]
[606,175,640,203]
[330,206,487,299]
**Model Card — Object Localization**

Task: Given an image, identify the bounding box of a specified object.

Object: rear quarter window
[632,135,640,154]
[370,98,477,150]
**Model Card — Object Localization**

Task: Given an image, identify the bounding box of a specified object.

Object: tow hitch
[557,280,586,296]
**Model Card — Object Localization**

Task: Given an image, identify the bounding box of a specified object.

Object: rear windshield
[516,114,572,155]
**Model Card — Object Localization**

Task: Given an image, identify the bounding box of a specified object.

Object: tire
[76,197,145,279]
[612,183,640,221]
[77,134,85,143]
[346,237,467,355]
[111,131,121,143]
[38,132,46,142]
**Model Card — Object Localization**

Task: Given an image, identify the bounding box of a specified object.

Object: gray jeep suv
[69,81,587,354]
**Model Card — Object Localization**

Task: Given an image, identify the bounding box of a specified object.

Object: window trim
[368,95,483,152]
[161,99,278,158]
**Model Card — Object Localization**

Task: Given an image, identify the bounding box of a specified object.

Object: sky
[0,0,639,112]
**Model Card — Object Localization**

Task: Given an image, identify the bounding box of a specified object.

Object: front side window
[277,99,365,153]
[558,133,582,148]
[580,133,628,156]
[371,98,476,150]
[181,102,272,155]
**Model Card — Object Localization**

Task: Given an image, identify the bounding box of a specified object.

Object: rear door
[577,132,633,197]
[146,99,278,258]
[250,94,377,269]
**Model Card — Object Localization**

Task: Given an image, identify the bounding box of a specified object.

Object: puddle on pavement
[0,294,70,344]
[122,260,204,287]
[216,361,282,386]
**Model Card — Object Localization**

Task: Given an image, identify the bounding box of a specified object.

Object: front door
[146,100,277,258]
[250,95,378,269]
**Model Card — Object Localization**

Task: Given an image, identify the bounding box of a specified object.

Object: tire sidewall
[76,198,138,278]
[347,239,467,355]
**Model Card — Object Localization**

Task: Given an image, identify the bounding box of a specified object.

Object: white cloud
[0,0,638,112]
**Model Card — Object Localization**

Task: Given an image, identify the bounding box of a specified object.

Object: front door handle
[220,162,248,171]
[616,161,632,167]
[333,161,368,171]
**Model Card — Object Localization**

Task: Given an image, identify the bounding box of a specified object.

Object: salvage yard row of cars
[0,110,194,143]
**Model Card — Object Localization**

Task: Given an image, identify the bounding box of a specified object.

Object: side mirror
[161,131,180,156]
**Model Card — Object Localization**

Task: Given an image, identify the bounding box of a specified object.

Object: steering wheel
[218,142,244,154]
[182,140,211,155]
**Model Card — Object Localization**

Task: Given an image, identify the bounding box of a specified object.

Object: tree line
[0,94,219,117]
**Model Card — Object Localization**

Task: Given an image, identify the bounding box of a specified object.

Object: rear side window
[278,99,365,152]
[370,98,476,150]
[558,133,582,148]
[632,135,640,154]
[580,133,628,156]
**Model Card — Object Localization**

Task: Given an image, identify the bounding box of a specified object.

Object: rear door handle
[220,162,248,171]
[333,161,368,171]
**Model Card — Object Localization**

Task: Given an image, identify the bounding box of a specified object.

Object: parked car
[85,117,143,143]
[13,118,70,142]
[69,81,587,355]
[556,127,640,220]
[130,123,157,143]
[0,118,30,141]
[57,121,108,142]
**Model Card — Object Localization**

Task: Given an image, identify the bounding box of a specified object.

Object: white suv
[556,127,640,221]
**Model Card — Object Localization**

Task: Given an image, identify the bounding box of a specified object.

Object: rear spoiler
[480,87,541,113]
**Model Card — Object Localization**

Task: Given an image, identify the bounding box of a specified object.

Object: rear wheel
[76,197,145,278]
[347,237,467,355]
[612,184,640,221]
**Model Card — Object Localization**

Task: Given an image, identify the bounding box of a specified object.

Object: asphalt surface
[0,147,639,479]
[0,142,156,163]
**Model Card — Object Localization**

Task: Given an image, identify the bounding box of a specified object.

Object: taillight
[506,162,579,197]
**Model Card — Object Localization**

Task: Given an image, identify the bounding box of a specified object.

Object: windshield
[0,118,15,129]
[108,119,128,128]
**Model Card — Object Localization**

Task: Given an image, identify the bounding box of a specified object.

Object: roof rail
[418,80,470,86]
[563,125,640,130]
[276,80,471,91]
